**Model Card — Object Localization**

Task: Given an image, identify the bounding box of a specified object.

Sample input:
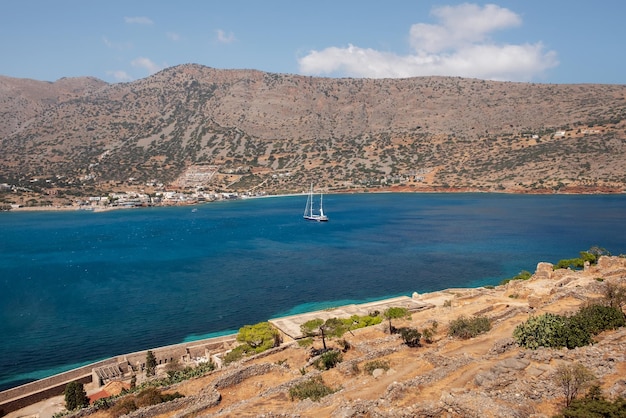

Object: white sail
[303,183,328,222]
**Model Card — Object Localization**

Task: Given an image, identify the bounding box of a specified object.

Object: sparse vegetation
[107,387,184,418]
[553,363,596,407]
[448,315,491,339]
[289,376,337,401]
[421,321,439,343]
[363,360,390,375]
[313,350,343,370]
[3,70,626,201]
[554,385,626,417]
[500,270,532,285]
[604,282,626,309]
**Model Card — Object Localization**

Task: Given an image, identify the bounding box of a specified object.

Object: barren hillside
[1,64,626,206]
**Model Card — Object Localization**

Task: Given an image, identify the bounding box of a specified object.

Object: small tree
[383,307,410,334]
[554,362,596,407]
[301,317,347,350]
[399,327,421,347]
[301,318,326,349]
[237,321,281,353]
[64,381,89,410]
[587,246,611,262]
[603,282,626,310]
[145,350,157,377]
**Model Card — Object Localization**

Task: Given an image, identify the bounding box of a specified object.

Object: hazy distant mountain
[1,63,625,200]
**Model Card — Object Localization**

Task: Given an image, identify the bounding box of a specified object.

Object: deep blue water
[1,193,625,391]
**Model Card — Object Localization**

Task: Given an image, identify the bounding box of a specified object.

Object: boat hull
[303,215,328,222]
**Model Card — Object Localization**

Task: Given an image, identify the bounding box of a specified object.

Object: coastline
[4,254,626,417]
[0,293,425,409]
[5,187,625,213]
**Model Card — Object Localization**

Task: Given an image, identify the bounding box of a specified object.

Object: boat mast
[309,183,314,217]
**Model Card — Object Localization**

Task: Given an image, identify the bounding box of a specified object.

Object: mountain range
[1,64,625,205]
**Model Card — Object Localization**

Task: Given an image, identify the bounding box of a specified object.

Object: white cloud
[216,29,236,44]
[166,32,181,41]
[124,16,154,25]
[298,3,558,81]
[107,70,133,82]
[131,57,163,75]
[409,3,522,53]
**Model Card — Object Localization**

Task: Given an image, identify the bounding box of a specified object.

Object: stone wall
[0,334,237,416]
[0,374,93,416]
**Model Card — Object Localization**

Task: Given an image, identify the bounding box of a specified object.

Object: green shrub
[289,376,336,401]
[554,248,610,271]
[555,386,626,417]
[341,314,383,330]
[554,258,585,270]
[363,360,390,375]
[222,345,249,365]
[448,316,491,339]
[398,327,422,346]
[421,321,439,344]
[237,321,281,353]
[159,361,215,385]
[569,304,626,335]
[513,313,581,349]
[314,350,343,370]
[499,270,532,286]
[297,337,314,348]
[513,304,625,350]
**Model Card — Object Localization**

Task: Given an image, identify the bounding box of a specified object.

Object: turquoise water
[1,193,625,390]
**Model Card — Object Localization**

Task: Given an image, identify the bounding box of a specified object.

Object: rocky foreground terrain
[31,256,620,418]
[1,64,626,208]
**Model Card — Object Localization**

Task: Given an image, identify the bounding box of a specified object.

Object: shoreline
[0,292,430,408]
[3,255,626,417]
[5,188,625,213]
[0,291,413,394]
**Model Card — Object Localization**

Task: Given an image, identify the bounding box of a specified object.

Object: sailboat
[303,184,329,222]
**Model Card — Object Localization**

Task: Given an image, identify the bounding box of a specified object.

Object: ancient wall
[0,334,237,415]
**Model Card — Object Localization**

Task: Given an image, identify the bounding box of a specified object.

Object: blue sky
[1,1,624,84]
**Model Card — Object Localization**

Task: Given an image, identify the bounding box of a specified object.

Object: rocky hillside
[46,256,623,418]
[1,64,626,204]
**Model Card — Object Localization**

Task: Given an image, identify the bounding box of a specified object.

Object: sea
[1,192,625,391]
